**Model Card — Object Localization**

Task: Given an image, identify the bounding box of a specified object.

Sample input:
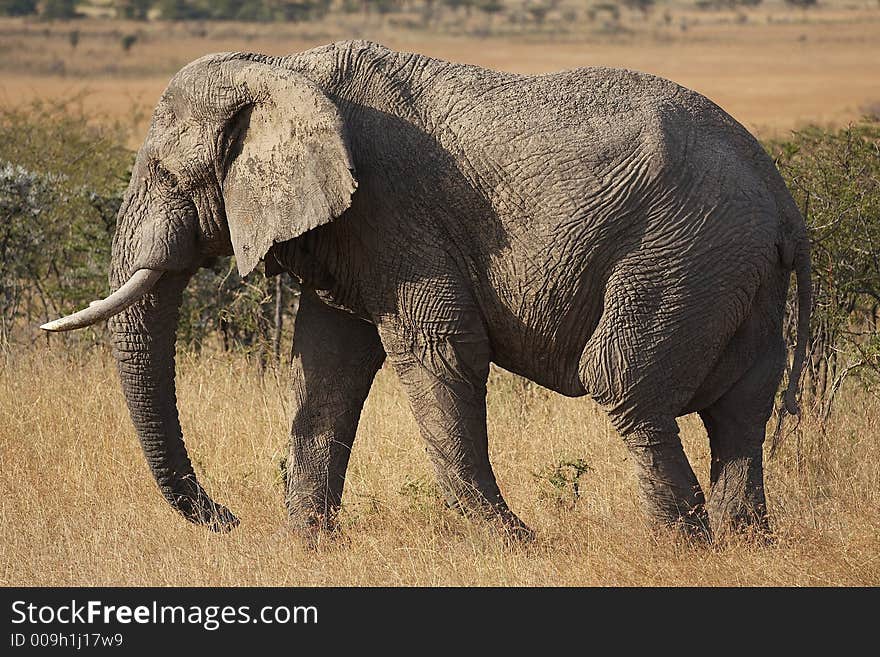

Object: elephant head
[41,54,357,531]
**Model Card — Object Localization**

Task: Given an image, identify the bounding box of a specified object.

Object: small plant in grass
[399,476,443,512]
[275,453,289,489]
[533,458,591,508]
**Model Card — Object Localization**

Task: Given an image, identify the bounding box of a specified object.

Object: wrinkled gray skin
[97,40,811,541]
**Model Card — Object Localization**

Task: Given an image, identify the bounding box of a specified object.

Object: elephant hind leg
[577,267,714,539]
[619,418,710,539]
[698,339,784,538]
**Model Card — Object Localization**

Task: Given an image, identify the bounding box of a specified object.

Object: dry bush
[1,344,877,586]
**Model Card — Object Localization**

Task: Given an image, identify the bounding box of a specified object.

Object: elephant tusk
[40,269,163,332]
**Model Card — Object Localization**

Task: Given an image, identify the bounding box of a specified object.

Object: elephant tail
[782,232,812,417]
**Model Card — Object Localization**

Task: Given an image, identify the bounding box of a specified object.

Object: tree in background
[525,0,560,27]
[155,0,208,20]
[276,0,334,21]
[443,0,474,18]
[151,0,335,22]
[210,0,246,19]
[0,0,37,16]
[622,0,654,14]
[372,0,400,15]
[114,0,153,19]
[418,0,437,24]
[41,0,78,19]
[695,0,762,8]
[588,2,621,22]
[476,0,504,23]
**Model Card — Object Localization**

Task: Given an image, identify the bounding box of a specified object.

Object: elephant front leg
[286,289,385,535]
[385,326,532,541]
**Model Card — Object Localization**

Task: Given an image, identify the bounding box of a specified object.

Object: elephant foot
[288,507,340,532]
[446,496,535,544]
[270,519,344,552]
[493,510,536,544]
[286,511,346,550]
[715,524,775,548]
[639,492,711,544]
[455,509,536,545]
[294,524,346,551]
[708,504,771,538]
[203,505,241,533]
[708,500,772,545]
[665,509,713,544]
[170,488,240,533]
[441,483,535,543]
[707,456,771,543]
[647,501,712,544]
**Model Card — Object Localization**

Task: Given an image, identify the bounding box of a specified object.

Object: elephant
[43,40,811,542]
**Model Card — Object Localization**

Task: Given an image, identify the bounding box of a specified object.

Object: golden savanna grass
[1,345,878,586]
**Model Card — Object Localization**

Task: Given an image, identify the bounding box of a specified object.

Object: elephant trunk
[109,271,239,532]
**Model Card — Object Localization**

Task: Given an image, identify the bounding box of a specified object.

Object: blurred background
[1,0,878,141]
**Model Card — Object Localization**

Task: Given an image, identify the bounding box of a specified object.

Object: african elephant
[43,40,811,541]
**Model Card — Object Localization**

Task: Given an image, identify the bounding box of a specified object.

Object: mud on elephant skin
[43,40,811,542]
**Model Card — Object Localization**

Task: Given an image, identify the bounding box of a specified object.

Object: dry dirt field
[1,4,879,587]
[1,5,879,144]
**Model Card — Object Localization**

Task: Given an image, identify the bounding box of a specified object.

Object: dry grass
[1,8,879,146]
[2,3,879,587]
[1,344,877,586]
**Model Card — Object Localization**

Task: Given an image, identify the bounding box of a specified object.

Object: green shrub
[767,120,880,420]
[0,100,295,362]
[114,0,152,19]
[0,100,130,343]
[0,0,37,16]
[40,0,78,20]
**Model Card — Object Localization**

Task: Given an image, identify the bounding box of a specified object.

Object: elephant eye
[153,162,179,189]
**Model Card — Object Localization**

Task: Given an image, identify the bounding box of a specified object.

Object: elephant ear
[220,62,357,276]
